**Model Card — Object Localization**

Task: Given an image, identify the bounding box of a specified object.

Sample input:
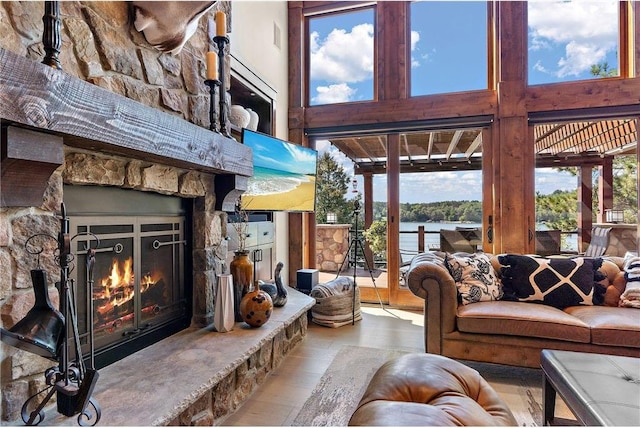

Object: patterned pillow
[444,253,503,305]
[498,255,605,308]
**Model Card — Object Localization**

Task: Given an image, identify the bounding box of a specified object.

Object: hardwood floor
[222,304,425,426]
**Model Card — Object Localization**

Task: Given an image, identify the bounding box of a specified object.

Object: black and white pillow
[445,253,503,305]
[498,254,605,308]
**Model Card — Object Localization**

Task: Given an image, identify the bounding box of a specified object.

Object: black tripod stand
[335,200,378,325]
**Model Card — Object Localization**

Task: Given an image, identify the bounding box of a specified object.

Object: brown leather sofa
[405,251,640,368]
[349,353,517,426]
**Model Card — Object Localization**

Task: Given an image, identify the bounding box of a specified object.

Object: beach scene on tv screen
[242,131,317,212]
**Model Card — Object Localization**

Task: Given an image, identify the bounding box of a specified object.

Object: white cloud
[535,168,576,195]
[317,140,355,177]
[533,60,548,74]
[312,83,356,104]
[528,1,618,77]
[557,41,610,77]
[410,30,421,68]
[310,23,374,83]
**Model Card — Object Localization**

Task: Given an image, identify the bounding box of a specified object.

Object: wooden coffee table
[541,349,640,426]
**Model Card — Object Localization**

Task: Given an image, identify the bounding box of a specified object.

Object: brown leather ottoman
[348,353,517,426]
[541,349,640,426]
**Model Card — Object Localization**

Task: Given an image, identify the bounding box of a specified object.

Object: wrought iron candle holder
[42,1,62,70]
[204,78,221,133]
[213,35,235,140]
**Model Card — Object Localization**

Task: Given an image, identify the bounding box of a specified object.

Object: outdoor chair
[583,226,612,257]
[439,229,477,253]
[535,230,562,256]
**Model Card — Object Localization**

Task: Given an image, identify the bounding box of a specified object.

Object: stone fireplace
[0,46,258,422]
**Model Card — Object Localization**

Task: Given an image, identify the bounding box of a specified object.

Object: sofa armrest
[406,252,459,355]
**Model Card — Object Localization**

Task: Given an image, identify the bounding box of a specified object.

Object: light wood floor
[222,304,425,426]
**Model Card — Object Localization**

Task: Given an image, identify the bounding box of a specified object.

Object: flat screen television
[240,129,318,212]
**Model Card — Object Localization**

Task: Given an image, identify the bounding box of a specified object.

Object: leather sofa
[405,251,640,368]
[349,353,517,426]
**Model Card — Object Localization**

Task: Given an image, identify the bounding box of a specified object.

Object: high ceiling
[327,118,637,174]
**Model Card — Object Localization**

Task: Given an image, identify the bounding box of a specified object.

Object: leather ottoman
[541,349,640,426]
[348,353,517,426]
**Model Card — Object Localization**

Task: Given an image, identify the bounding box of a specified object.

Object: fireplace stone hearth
[12,290,315,426]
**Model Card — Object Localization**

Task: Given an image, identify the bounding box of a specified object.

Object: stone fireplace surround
[1,48,316,424]
[2,142,316,426]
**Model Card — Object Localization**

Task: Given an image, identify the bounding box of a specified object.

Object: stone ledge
[37,289,315,426]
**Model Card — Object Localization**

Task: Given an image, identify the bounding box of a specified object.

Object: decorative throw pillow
[498,254,605,308]
[444,253,503,305]
[620,255,640,308]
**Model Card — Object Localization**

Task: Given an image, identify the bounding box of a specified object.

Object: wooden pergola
[327,119,637,174]
[285,1,640,307]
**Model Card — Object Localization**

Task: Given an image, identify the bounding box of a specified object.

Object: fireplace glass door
[70,216,186,357]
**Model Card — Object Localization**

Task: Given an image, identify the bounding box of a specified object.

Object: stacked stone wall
[0,1,231,126]
[316,224,350,271]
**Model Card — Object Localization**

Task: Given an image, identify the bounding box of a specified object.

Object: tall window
[410,1,488,96]
[528,1,620,85]
[308,8,375,106]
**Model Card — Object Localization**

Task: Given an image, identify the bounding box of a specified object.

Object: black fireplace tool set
[0,204,102,426]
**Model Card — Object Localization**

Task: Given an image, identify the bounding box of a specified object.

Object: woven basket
[311,276,362,328]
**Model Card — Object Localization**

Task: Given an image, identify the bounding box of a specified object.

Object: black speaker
[296,269,318,294]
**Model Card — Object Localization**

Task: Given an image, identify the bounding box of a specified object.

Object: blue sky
[243,130,317,175]
[309,1,619,203]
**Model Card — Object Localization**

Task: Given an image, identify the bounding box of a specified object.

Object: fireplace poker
[86,248,96,370]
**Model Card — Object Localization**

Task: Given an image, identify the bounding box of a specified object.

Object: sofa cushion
[498,255,605,308]
[456,301,591,343]
[565,306,640,348]
[444,253,503,305]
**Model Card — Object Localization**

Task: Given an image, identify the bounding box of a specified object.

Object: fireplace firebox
[64,186,192,368]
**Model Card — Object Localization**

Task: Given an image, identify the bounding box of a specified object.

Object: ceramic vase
[229,250,252,321]
[246,108,259,131]
[229,105,250,129]
[213,274,235,332]
[240,284,273,328]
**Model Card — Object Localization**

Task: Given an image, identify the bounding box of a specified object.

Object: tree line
[316,151,636,230]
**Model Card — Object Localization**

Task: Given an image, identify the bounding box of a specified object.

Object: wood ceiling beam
[401,133,412,163]
[427,132,435,161]
[445,130,463,160]
[465,132,482,158]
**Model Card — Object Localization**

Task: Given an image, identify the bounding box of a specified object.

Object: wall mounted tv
[241,129,318,212]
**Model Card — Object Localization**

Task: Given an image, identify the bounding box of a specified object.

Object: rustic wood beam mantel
[0,48,252,208]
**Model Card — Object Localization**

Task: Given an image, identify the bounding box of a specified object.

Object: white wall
[230,1,291,281]
[230,1,288,136]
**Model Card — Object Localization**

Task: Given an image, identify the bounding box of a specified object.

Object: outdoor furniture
[439,229,478,253]
[535,229,561,256]
[541,349,640,426]
[584,226,612,257]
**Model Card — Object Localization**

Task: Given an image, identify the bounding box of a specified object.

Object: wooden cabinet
[226,220,276,282]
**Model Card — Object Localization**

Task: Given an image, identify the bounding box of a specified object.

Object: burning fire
[100,258,135,305]
[95,258,158,311]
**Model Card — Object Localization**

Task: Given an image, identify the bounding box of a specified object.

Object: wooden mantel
[0,48,252,209]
